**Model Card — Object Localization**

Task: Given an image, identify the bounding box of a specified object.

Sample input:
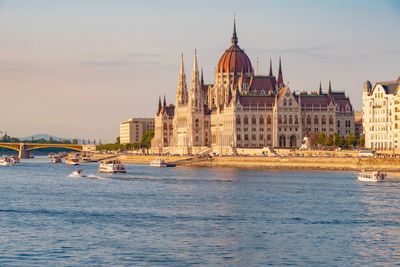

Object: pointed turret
[157,96,162,114]
[163,94,166,109]
[176,53,188,106]
[328,80,332,95]
[269,58,273,76]
[189,50,202,112]
[319,82,322,95]
[200,68,204,87]
[277,57,284,88]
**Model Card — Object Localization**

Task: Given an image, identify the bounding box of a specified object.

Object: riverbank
[117,154,400,176]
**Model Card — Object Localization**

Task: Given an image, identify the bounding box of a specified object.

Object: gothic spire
[200,68,204,87]
[277,57,284,88]
[231,15,238,47]
[176,53,188,105]
[189,49,202,111]
[328,80,332,94]
[158,96,162,113]
[319,81,322,95]
[163,94,166,109]
[269,58,273,76]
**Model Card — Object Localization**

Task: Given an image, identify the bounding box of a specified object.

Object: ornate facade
[151,21,355,155]
[362,77,400,150]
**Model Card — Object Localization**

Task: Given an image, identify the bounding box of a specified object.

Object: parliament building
[151,21,354,155]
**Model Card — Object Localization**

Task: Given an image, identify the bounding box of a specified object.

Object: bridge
[0,142,86,159]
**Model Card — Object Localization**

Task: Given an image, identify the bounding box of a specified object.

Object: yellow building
[120,118,155,144]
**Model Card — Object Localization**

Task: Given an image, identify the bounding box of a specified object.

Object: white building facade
[362,77,400,150]
[120,118,155,144]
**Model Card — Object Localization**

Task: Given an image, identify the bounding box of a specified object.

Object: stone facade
[362,77,400,150]
[151,21,355,155]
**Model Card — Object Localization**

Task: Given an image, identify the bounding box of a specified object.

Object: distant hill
[18,133,85,143]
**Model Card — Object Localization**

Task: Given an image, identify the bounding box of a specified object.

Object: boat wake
[67,173,105,180]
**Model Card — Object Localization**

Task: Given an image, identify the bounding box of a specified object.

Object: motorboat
[10,155,20,164]
[357,171,386,182]
[149,159,168,167]
[0,157,15,166]
[65,154,80,165]
[99,159,126,173]
[68,169,86,178]
[51,156,62,163]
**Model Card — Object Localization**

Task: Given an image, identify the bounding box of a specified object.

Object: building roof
[238,95,275,107]
[216,20,253,74]
[248,75,276,94]
[376,80,400,95]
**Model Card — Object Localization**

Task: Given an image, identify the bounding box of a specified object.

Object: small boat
[29,153,34,158]
[69,169,85,177]
[357,171,386,182]
[0,157,15,166]
[10,155,20,164]
[66,154,80,165]
[150,159,168,167]
[51,156,62,163]
[99,159,126,173]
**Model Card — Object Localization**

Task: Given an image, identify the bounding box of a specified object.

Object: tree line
[96,130,155,151]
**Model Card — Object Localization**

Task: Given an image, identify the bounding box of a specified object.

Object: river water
[1,157,399,266]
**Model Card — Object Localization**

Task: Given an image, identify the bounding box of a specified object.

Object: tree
[140,130,155,149]
[72,139,78,144]
[307,132,318,148]
[346,133,356,148]
[317,132,327,146]
[116,137,120,144]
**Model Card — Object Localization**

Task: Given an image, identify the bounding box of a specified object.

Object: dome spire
[231,13,238,46]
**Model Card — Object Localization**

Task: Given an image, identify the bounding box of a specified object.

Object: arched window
[252,116,257,125]
[294,115,298,124]
[163,123,167,130]
[259,116,264,125]
[283,115,287,124]
[289,99,293,106]
[283,99,287,106]
[329,115,333,125]
[244,115,248,125]
[322,115,326,125]
[278,115,282,124]
[267,115,272,125]
[195,119,199,128]
[236,115,241,124]
[289,115,293,124]
[307,115,311,125]
[337,120,341,127]
[314,115,319,125]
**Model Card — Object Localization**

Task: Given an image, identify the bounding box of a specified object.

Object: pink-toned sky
[0,0,399,141]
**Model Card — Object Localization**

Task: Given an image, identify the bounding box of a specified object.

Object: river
[1,157,399,266]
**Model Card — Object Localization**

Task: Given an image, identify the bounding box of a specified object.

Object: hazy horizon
[1,0,399,141]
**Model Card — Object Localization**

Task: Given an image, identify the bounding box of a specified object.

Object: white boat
[0,157,15,166]
[149,159,168,167]
[68,169,86,178]
[66,154,80,165]
[99,159,126,173]
[357,171,386,182]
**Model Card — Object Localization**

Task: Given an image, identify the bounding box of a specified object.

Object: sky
[0,0,399,141]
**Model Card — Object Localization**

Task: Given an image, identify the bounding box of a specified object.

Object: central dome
[217,21,253,74]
